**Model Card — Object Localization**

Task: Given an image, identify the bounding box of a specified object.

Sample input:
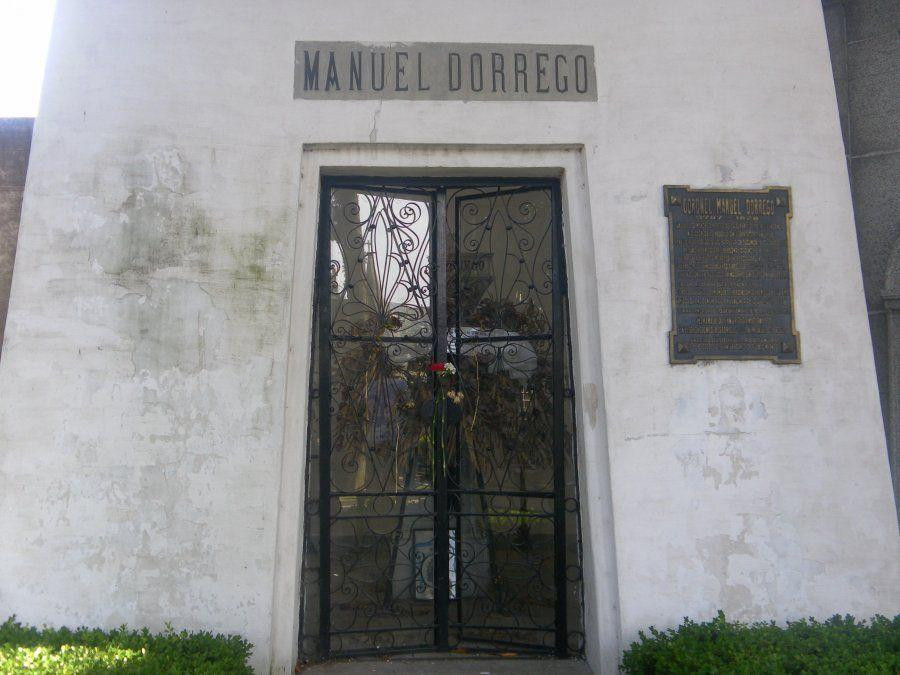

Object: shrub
[621,611,899,674]
[0,616,252,674]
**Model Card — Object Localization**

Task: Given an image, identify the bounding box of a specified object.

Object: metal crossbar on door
[298,177,585,662]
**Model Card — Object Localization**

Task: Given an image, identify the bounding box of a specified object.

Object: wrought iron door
[298,178,584,662]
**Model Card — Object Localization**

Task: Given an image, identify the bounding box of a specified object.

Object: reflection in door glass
[298,181,584,662]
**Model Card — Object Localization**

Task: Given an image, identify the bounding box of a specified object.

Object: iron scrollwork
[298,180,585,662]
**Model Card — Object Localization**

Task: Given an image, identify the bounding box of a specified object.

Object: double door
[301,178,583,660]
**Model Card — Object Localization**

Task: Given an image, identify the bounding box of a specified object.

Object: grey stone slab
[839,113,850,152]
[294,42,598,101]
[299,657,593,674]
[847,31,900,155]
[885,298,900,522]
[823,2,847,85]
[868,311,890,440]
[851,152,900,305]
[823,1,846,55]
[0,119,33,188]
[845,0,900,43]
[823,2,850,150]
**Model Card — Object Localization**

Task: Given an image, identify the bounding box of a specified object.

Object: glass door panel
[299,180,583,662]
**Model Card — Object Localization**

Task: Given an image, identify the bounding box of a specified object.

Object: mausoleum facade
[0,2,897,673]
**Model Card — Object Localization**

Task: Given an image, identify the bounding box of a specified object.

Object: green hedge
[0,617,252,674]
[621,612,899,674]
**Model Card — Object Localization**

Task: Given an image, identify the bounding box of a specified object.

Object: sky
[0,0,57,117]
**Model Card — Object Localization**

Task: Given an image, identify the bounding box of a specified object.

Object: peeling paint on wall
[696,515,778,618]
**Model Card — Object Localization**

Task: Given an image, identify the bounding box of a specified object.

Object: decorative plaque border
[664,185,800,365]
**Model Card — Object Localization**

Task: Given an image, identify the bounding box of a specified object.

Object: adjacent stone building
[0,118,33,358]
[823,0,900,519]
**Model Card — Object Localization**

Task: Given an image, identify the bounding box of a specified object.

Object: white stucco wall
[0,1,897,673]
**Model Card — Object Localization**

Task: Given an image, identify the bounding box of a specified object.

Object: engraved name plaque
[664,186,800,364]
[294,41,597,101]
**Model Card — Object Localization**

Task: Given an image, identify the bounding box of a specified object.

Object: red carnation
[429,363,445,372]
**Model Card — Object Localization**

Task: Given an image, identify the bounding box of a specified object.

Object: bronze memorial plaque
[664,186,800,364]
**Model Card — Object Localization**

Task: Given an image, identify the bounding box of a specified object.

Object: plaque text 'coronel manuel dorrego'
[664,186,800,364]
[294,41,597,101]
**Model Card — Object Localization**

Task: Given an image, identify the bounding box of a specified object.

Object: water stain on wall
[66,146,294,378]
[35,145,294,623]
[585,382,600,428]
[100,148,214,281]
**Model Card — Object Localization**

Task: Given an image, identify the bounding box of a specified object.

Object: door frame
[271,144,621,675]
[312,177,571,658]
